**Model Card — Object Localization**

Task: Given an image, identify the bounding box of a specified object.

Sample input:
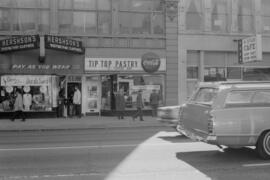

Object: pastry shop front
[84,53,166,116]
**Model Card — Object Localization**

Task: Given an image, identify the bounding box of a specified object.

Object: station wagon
[177,81,270,159]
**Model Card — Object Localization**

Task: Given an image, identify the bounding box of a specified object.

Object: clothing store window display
[23,86,32,111]
[73,86,81,118]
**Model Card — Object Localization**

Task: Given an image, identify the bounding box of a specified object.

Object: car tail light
[207,111,214,134]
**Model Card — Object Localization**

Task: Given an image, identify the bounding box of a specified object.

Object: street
[0,127,270,180]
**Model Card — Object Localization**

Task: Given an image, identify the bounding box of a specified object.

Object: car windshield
[191,87,217,105]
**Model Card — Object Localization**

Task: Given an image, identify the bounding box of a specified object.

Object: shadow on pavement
[175,147,268,180]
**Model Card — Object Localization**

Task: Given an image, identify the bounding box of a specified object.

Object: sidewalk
[0,115,162,131]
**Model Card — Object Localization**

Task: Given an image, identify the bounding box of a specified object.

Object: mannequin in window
[23,92,32,111]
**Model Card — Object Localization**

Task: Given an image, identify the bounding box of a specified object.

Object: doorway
[67,82,81,117]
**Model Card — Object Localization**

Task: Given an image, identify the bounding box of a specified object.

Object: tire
[256,131,270,160]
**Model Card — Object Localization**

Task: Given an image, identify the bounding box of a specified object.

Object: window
[187,66,198,79]
[13,10,36,31]
[98,0,111,10]
[98,12,111,34]
[253,90,270,104]
[0,9,10,31]
[73,12,97,34]
[58,11,72,33]
[204,67,226,82]
[261,0,270,33]
[227,67,241,79]
[192,88,217,105]
[38,10,50,32]
[131,13,151,34]
[243,68,270,81]
[74,0,96,10]
[237,0,253,33]
[225,90,254,104]
[152,13,164,34]
[186,0,203,31]
[211,0,227,32]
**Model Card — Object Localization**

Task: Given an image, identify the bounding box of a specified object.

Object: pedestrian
[132,90,144,121]
[73,86,81,118]
[11,90,26,122]
[115,89,125,119]
[150,89,160,117]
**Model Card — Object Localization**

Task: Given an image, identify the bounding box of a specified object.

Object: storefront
[83,52,166,115]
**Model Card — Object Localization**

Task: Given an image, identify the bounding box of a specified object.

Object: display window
[0,75,54,112]
[101,74,165,110]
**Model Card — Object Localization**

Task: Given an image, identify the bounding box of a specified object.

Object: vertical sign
[238,40,243,64]
[241,34,262,63]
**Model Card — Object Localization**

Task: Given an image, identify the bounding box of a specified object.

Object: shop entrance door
[67,82,81,117]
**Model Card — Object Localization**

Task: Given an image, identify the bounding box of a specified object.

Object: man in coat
[11,90,26,122]
[150,89,160,117]
[73,86,81,118]
[132,90,144,121]
[115,89,125,119]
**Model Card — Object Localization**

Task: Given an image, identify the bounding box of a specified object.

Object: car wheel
[256,131,270,160]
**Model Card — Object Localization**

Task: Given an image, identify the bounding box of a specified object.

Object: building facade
[0,0,179,117]
[179,0,270,104]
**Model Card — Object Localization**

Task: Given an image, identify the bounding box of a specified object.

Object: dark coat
[150,92,159,106]
[115,93,125,111]
[136,92,144,108]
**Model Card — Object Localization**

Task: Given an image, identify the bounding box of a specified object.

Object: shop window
[243,68,270,81]
[0,75,55,112]
[101,75,165,111]
[119,12,131,34]
[204,67,226,82]
[227,67,241,80]
[59,0,72,9]
[211,0,227,32]
[185,0,203,31]
[187,66,198,79]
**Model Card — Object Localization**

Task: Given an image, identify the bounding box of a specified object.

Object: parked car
[157,105,181,128]
[177,81,270,159]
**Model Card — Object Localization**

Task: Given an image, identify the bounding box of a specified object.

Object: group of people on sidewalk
[115,89,160,121]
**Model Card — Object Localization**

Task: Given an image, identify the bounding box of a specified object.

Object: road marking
[243,163,270,167]
[0,142,189,151]
[2,173,103,179]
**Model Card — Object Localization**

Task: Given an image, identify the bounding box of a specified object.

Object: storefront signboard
[85,57,166,72]
[0,35,39,53]
[1,75,51,86]
[240,34,262,63]
[11,64,71,70]
[45,35,85,54]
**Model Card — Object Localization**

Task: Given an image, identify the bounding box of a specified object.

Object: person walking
[132,90,144,121]
[115,89,125,119]
[73,86,81,118]
[150,89,159,117]
[11,90,26,122]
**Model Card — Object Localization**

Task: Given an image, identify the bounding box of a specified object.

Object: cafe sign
[85,57,166,72]
[45,35,85,54]
[239,34,262,63]
[1,75,51,86]
[0,35,39,53]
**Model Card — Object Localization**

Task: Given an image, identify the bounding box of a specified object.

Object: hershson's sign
[85,56,166,72]
[45,35,85,54]
[0,35,39,53]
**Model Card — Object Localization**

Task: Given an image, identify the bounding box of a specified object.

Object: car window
[252,90,270,104]
[225,90,254,104]
[191,88,217,105]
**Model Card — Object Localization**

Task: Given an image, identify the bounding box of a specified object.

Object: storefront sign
[240,34,262,63]
[0,35,39,53]
[11,64,71,70]
[85,57,166,72]
[1,75,51,86]
[141,52,161,73]
[45,35,85,54]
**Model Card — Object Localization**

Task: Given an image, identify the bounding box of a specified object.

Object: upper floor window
[211,0,227,32]
[261,0,270,33]
[185,0,203,31]
[237,0,253,33]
